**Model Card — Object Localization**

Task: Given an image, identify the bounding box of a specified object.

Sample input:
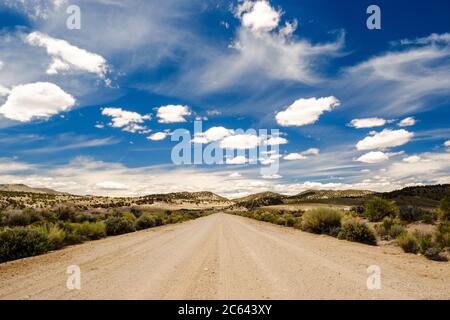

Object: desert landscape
[0,183,449,299]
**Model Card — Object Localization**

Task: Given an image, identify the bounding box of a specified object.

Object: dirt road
[0,213,449,299]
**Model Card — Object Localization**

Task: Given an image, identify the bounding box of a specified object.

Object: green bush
[300,208,343,235]
[47,225,66,250]
[435,222,450,249]
[105,217,135,236]
[2,210,42,227]
[135,214,157,230]
[365,197,399,222]
[338,220,377,245]
[77,221,106,240]
[0,227,50,263]
[397,232,419,253]
[397,230,444,260]
[55,206,77,221]
[398,205,428,222]
[438,195,450,221]
[375,217,405,240]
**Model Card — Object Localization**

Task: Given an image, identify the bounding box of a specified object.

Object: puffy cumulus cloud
[236,0,281,34]
[265,136,288,146]
[284,153,307,161]
[192,126,234,144]
[147,131,169,141]
[95,181,129,190]
[398,117,416,127]
[276,97,340,127]
[356,151,389,164]
[226,155,248,165]
[303,148,320,156]
[156,105,191,123]
[403,155,421,163]
[0,82,75,122]
[219,133,260,149]
[101,107,151,134]
[445,140,450,147]
[283,148,319,161]
[356,129,414,151]
[0,84,10,97]
[26,32,108,79]
[349,117,386,129]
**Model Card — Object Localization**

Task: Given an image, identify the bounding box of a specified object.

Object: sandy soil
[0,213,449,300]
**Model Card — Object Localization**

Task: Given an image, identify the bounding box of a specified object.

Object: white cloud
[403,155,421,163]
[303,148,320,156]
[236,0,281,34]
[156,105,191,123]
[0,82,75,122]
[226,155,248,165]
[284,153,307,161]
[187,1,344,93]
[26,32,108,78]
[356,151,389,164]
[219,134,260,149]
[341,34,450,115]
[276,96,340,126]
[261,174,282,179]
[349,117,386,129]
[398,117,416,127]
[101,107,151,134]
[265,136,288,145]
[95,181,129,190]
[445,140,450,147]
[147,132,169,141]
[356,129,414,151]
[192,126,233,144]
[2,0,67,20]
[0,84,10,97]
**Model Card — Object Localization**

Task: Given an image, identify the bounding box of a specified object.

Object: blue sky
[0,0,449,197]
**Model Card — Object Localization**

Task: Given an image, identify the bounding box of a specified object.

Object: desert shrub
[435,222,450,249]
[74,213,94,223]
[300,208,343,235]
[2,210,32,226]
[397,230,443,260]
[284,214,296,227]
[398,205,428,222]
[260,212,276,223]
[105,217,135,236]
[55,206,77,221]
[0,227,50,263]
[424,247,447,261]
[375,217,405,240]
[77,221,106,240]
[130,206,144,218]
[438,195,450,221]
[123,212,137,222]
[47,225,66,250]
[135,214,157,230]
[350,205,365,215]
[397,232,419,254]
[62,223,83,245]
[338,220,377,245]
[364,197,399,222]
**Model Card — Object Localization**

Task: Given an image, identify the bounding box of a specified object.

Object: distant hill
[231,185,449,209]
[233,192,285,209]
[383,184,450,208]
[0,184,66,195]
[287,189,376,202]
[138,191,230,203]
